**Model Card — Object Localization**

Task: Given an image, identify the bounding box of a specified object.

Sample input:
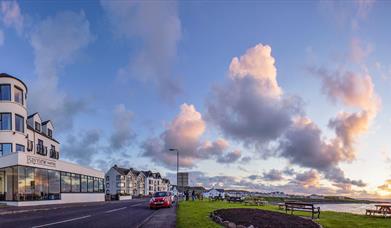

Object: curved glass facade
[0,166,104,201]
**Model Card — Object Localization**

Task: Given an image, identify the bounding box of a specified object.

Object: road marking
[105,207,127,213]
[31,215,91,228]
[129,203,143,207]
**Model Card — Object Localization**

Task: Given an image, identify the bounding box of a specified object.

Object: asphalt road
[0,199,175,228]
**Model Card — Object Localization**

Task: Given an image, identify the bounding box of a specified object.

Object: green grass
[177,200,391,228]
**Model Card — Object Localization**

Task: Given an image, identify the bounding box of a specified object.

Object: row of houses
[105,165,170,198]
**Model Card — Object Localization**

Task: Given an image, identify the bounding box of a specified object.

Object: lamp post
[169,148,179,192]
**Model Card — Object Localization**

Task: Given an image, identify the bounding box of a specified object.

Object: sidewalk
[140,204,177,228]
[0,199,144,216]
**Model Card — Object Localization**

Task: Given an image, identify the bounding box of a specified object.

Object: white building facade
[203,188,225,199]
[0,73,105,206]
[105,165,170,198]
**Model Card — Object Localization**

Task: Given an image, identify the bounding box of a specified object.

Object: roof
[42,120,52,125]
[27,124,60,144]
[27,112,40,119]
[113,165,130,175]
[0,73,28,93]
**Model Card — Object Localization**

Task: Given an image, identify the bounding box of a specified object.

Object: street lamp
[169,148,179,192]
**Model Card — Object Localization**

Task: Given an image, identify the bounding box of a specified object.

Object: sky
[1,0,391,198]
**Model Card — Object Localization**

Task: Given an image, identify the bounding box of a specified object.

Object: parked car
[149,191,173,209]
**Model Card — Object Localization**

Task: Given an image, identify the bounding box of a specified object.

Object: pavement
[0,199,177,228]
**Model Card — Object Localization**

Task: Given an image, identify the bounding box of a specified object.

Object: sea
[314,199,391,214]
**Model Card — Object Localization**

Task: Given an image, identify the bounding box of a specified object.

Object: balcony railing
[36,145,47,156]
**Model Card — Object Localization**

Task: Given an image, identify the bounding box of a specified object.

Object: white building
[0,73,105,206]
[203,188,225,199]
[105,166,170,198]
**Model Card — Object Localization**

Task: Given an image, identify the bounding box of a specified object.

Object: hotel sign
[27,155,56,168]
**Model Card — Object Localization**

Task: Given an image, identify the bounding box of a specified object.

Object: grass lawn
[177,200,391,228]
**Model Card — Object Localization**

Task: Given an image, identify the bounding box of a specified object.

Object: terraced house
[105,165,170,199]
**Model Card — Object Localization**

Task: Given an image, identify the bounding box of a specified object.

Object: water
[314,203,386,215]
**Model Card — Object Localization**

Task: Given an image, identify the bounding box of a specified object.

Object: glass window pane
[71,174,80,193]
[88,177,93,193]
[25,167,34,201]
[48,170,60,200]
[15,115,24,133]
[16,144,25,152]
[94,177,99,192]
[0,143,12,156]
[81,175,88,193]
[35,168,48,200]
[0,113,11,130]
[61,172,71,193]
[14,87,23,105]
[0,85,11,101]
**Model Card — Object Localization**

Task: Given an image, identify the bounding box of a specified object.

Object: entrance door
[0,171,4,201]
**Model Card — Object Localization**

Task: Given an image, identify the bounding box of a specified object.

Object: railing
[36,145,47,156]
[49,149,59,159]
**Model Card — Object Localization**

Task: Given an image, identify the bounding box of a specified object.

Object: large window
[0,113,11,130]
[81,175,88,193]
[0,84,11,101]
[48,170,60,200]
[71,174,81,193]
[88,176,94,193]
[60,172,71,193]
[14,86,23,105]
[48,129,53,138]
[37,139,46,155]
[15,114,24,133]
[0,143,12,156]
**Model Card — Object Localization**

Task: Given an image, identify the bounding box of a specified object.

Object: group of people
[184,189,196,201]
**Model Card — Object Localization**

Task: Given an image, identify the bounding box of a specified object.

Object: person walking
[191,190,195,201]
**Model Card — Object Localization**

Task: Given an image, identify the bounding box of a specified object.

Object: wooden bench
[285,202,320,219]
[278,203,285,210]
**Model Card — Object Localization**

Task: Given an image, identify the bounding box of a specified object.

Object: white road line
[31,215,91,228]
[129,203,143,207]
[105,207,127,213]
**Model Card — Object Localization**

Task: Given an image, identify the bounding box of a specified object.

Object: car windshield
[153,192,167,197]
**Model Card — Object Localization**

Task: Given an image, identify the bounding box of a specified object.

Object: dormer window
[35,122,41,132]
[48,129,53,138]
[14,86,23,105]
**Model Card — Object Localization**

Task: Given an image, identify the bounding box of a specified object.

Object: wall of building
[5,193,105,206]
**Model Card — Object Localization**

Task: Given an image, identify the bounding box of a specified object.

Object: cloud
[62,129,101,166]
[217,149,242,164]
[378,179,391,192]
[142,103,206,169]
[293,170,320,188]
[101,0,182,101]
[142,103,243,169]
[207,44,302,150]
[110,104,135,150]
[0,0,23,33]
[349,38,372,63]
[28,11,94,132]
[262,169,284,182]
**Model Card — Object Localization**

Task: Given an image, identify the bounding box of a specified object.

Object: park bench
[226,196,244,203]
[285,202,320,219]
[366,205,391,217]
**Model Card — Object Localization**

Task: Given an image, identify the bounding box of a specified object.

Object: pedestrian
[185,189,189,201]
[191,190,195,201]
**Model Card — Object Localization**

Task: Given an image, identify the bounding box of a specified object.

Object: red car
[149,191,173,209]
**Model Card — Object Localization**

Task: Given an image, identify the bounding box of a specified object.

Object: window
[88,176,94,193]
[35,122,41,132]
[15,114,24,133]
[0,143,12,156]
[14,86,23,105]
[0,84,11,101]
[60,172,71,193]
[81,175,88,192]
[48,129,53,138]
[16,144,25,152]
[36,139,47,156]
[71,174,81,193]
[106,176,109,181]
[50,145,56,159]
[48,170,60,200]
[0,113,11,130]
[94,177,99,192]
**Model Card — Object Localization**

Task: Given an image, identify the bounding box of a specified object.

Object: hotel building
[0,73,105,206]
